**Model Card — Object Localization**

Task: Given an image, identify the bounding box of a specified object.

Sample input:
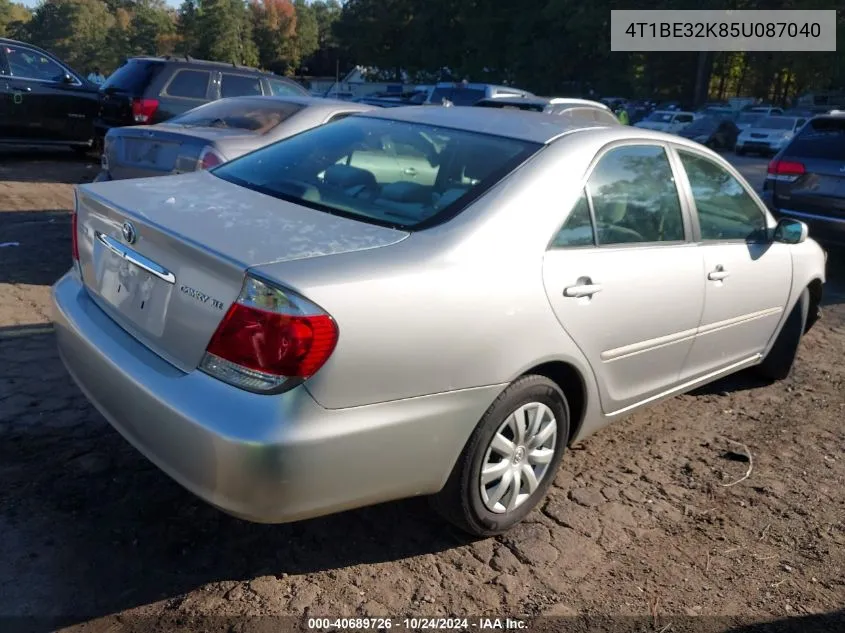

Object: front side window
[3,45,66,82]
[586,145,685,245]
[221,73,263,98]
[163,69,210,99]
[677,150,767,241]
[212,116,540,229]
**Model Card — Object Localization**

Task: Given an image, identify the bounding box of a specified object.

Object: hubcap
[479,401,558,514]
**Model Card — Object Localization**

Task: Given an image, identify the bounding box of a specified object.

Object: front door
[673,148,793,380]
[542,143,704,415]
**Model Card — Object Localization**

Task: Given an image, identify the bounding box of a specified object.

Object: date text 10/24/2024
[307,618,528,631]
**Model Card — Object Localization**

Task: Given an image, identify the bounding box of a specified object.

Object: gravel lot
[1,148,843,633]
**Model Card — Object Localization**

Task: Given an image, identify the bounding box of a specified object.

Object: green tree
[198,0,258,65]
[0,0,31,37]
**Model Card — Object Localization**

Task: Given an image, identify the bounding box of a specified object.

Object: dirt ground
[1,148,843,633]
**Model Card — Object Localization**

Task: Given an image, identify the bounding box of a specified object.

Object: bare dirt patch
[1,152,843,633]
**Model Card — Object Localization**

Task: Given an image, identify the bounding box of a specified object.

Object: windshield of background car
[168,99,304,133]
[212,116,541,229]
[786,118,845,160]
[100,59,163,94]
[755,117,794,130]
[646,112,674,123]
[738,113,763,125]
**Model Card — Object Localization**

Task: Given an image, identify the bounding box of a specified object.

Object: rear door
[771,117,845,221]
[542,143,704,415]
[673,148,791,379]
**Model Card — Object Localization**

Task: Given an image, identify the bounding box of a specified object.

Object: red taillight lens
[131,98,159,124]
[71,209,79,262]
[199,277,338,393]
[767,159,805,176]
[198,147,224,170]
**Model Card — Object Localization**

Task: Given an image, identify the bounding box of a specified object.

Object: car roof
[358,106,625,143]
[124,55,295,78]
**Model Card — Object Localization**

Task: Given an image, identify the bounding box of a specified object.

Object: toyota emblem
[121,221,137,244]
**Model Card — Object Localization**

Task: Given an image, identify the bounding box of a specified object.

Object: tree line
[1,0,843,105]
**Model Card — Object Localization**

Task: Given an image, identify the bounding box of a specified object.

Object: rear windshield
[755,117,794,130]
[646,112,674,123]
[168,98,304,133]
[787,118,845,160]
[430,87,486,106]
[212,116,540,229]
[100,59,162,94]
[476,101,545,112]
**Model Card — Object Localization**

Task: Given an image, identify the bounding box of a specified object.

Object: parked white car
[735,115,807,156]
[633,110,696,133]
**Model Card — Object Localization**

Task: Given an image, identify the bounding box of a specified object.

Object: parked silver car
[95,96,374,181]
[53,107,826,536]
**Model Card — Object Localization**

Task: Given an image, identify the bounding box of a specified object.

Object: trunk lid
[75,171,409,371]
[105,124,258,180]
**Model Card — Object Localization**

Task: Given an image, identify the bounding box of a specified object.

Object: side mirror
[773,218,808,245]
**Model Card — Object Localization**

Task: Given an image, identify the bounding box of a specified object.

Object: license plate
[93,239,173,338]
[128,141,159,164]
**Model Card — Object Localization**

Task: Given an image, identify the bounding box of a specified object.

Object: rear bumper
[52,272,500,523]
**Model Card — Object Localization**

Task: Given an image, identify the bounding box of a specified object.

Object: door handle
[708,266,730,281]
[12,86,32,92]
[403,167,417,177]
[563,277,603,298]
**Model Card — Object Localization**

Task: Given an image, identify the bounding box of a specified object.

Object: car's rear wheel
[431,375,569,537]
[757,288,809,381]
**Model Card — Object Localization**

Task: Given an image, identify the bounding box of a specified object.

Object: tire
[431,375,570,537]
[757,288,809,381]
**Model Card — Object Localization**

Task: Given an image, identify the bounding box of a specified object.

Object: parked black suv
[762,113,845,247]
[0,38,100,151]
[96,56,309,143]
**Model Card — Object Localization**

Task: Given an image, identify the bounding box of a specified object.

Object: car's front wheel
[757,288,809,381]
[431,375,569,537]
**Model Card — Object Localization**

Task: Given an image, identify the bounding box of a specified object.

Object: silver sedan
[53,107,826,536]
[96,96,374,181]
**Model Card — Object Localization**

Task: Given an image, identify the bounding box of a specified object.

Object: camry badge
[121,221,137,245]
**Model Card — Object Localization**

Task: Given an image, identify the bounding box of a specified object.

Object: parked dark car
[95,56,308,145]
[0,38,100,151]
[677,115,740,150]
[474,96,619,125]
[762,114,845,247]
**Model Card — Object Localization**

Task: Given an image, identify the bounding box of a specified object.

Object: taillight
[71,189,80,262]
[198,146,224,170]
[199,276,339,393]
[131,98,159,124]
[767,159,806,182]
[71,210,79,262]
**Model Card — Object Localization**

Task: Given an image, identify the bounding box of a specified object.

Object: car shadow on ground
[724,610,845,633]
[0,323,470,629]
[0,147,98,184]
[0,211,73,286]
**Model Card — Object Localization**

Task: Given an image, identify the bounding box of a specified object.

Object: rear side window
[787,118,845,160]
[221,73,263,98]
[587,145,685,245]
[430,87,486,106]
[163,69,210,99]
[101,60,162,94]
